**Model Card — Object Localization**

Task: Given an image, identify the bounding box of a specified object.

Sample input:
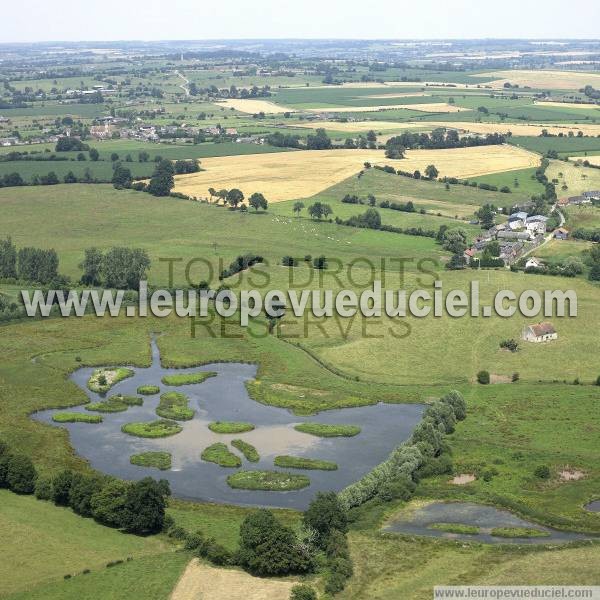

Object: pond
[584,500,600,513]
[33,340,424,509]
[383,501,594,545]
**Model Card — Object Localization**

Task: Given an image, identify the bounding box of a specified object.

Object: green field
[510,135,600,158]
[0,490,172,597]
[468,167,546,198]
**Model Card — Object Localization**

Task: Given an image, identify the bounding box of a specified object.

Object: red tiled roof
[528,322,556,337]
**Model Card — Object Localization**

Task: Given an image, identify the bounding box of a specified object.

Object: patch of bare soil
[170,560,298,600]
[450,474,476,485]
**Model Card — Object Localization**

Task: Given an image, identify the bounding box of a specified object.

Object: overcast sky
[3,0,599,43]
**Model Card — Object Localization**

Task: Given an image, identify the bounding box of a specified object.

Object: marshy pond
[384,501,594,545]
[34,340,424,509]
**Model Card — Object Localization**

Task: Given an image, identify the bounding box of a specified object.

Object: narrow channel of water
[33,340,425,509]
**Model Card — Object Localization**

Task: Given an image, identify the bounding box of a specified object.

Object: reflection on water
[33,340,424,510]
[384,502,594,545]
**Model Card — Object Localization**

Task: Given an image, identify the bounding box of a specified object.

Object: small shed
[554,227,569,240]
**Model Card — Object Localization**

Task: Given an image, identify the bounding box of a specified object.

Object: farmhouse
[463,248,476,264]
[508,211,528,229]
[583,190,600,201]
[525,215,548,235]
[522,322,558,343]
[554,227,569,240]
[567,195,592,205]
[525,257,543,269]
[497,230,531,241]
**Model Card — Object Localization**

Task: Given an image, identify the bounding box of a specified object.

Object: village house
[525,257,543,269]
[566,195,592,205]
[522,322,558,343]
[582,190,600,202]
[508,211,528,229]
[463,248,476,264]
[554,227,569,240]
[525,215,548,235]
[497,230,531,241]
[499,241,525,264]
[90,124,115,139]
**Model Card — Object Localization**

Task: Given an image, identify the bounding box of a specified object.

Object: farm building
[525,257,543,269]
[567,195,592,205]
[582,191,600,201]
[497,230,531,241]
[522,322,558,343]
[508,211,528,229]
[554,227,569,240]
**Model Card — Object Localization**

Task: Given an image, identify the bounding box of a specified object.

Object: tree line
[0,440,170,535]
[0,237,60,284]
[385,129,506,159]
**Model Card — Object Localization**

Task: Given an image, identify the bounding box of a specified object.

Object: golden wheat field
[534,101,600,110]
[570,154,600,166]
[173,145,540,202]
[548,159,600,196]
[170,561,297,600]
[365,92,431,99]
[290,120,429,133]
[399,144,540,178]
[476,69,600,90]
[305,102,470,113]
[173,149,385,201]
[213,98,293,114]
[427,121,600,137]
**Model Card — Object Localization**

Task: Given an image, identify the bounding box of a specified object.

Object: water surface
[34,340,424,509]
[384,501,594,544]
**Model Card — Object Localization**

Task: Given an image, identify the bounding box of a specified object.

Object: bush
[534,465,551,479]
[6,454,37,494]
[290,584,317,600]
[512,372,520,382]
[304,492,348,546]
[69,473,104,517]
[324,569,348,595]
[325,529,350,559]
[34,476,54,500]
[417,453,453,479]
[500,339,519,352]
[52,470,74,505]
[376,476,415,502]
[238,509,313,576]
[477,370,490,384]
